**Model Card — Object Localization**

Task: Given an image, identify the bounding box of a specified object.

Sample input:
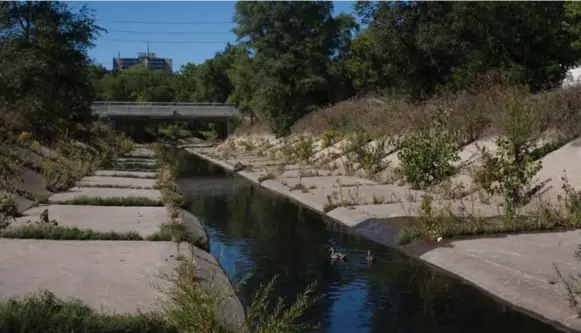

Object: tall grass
[0,260,321,333]
[53,195,164,207]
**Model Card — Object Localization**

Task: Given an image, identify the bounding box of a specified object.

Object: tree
[172,63,198,102]
[0,1,104,140]
[232,1,356,136]
[193,45,235,103]
[353,1,581,98]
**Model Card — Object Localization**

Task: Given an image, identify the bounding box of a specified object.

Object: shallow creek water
[174,150,561,333]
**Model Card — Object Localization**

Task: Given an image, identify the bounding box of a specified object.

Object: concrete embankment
[187,138,581,333]
[0,145,245,331]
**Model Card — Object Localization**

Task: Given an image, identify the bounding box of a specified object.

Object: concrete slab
[78,176,156,189]
[13,205,166,237]
[454,137,499,169]
[327,199,503,227]
[49,187,162,202]
[0,239,246,330]
[418,232,581,332]
[279,176,377,190]
[124,148,155,158]
[95,170,157,178]
[116,158,156,165]
[330,184,435,205]
[0,239,174,314]
[526,138,581,210]
[278,168,331,179]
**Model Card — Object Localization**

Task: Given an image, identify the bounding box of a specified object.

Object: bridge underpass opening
[92,101,240,142]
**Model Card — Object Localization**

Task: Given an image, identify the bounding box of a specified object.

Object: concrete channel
[0,146,245,331]
[187,145,581,333]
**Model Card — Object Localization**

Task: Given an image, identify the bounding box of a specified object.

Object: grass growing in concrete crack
[105,173,157,179]
[79,184,154,189]
[53,196,163,206]
[0,257,322,333]
[0,225,144,240]
[0,290,175,333]
[147,221,202,244]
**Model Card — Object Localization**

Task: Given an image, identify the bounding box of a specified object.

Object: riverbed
[176,150,562,333]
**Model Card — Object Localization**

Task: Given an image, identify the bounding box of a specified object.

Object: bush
[396,107,461,189]
[321,130,342,148]
[293,136,315,164]
[0,195,17,229]
[474,91,542,213]
[0,290,173,333]
[344,134,391,176]
[42,159,77,192]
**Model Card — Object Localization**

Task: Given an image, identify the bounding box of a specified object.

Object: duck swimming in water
[329,246,346,260]
[366,250,376,263]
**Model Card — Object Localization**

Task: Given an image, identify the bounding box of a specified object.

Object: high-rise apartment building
[113,52,173,74]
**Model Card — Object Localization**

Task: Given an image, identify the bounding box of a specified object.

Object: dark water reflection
[174,150,560,333]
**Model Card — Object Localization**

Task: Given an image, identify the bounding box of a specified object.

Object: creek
[174,149,560,333]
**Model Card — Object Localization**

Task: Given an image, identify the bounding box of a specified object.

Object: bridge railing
[91,101,239,118]
[92,101,235,107]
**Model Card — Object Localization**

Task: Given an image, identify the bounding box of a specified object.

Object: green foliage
[475,92,542,211]
[559,174,581,227]
[0,195,17,229]
[53,195,164,207]
[354,2,581,97]
[321,130,342,148]
[0,290,173,333]
[396,108,461,189]
[41,159,78,192]
[0,1,104,139]
[1,225,144,241]
[293,136,315,164]
[344,134,391,176]
[232,2,357,136]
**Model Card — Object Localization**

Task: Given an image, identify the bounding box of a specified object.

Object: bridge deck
[91,101,239,119]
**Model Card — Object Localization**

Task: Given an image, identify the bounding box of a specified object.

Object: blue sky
[78,1,357,71]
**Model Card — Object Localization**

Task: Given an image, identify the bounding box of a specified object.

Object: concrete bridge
[91,101,240,120]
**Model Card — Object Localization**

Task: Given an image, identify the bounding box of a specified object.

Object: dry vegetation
[213,83,581,246]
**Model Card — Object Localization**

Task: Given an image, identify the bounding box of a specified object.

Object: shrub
[42,159,77,192]
[293,136,315,164]
[474,91,542,213]
[0,195,17,229]
[53,196,164,207]
[321,130,342,148]
[396,107,461,189]
[0,290,173,333]
[344,134,391,176]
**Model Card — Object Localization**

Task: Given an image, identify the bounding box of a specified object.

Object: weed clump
[473,91,543,217]
[0,290,174,333]
[321,130,342,148]
[54,196,164,207]
[396,107,461,189]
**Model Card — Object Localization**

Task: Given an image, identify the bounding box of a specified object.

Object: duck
[329,246,346,260]
[366,250,376,263]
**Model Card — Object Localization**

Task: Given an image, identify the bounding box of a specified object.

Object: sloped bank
[0,145,245,332]
[187,146,581,333]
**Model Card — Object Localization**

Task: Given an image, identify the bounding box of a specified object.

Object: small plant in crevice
[395,107,461,189]
[557,172,581,227]
[321,130,342,148]
[473,96,543,217]
[343,134,393,177]
[323,183,362,212]
[554,245,581,318]
[258,172,276,183]
[289,182,309,193]
[0,195,18,229]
